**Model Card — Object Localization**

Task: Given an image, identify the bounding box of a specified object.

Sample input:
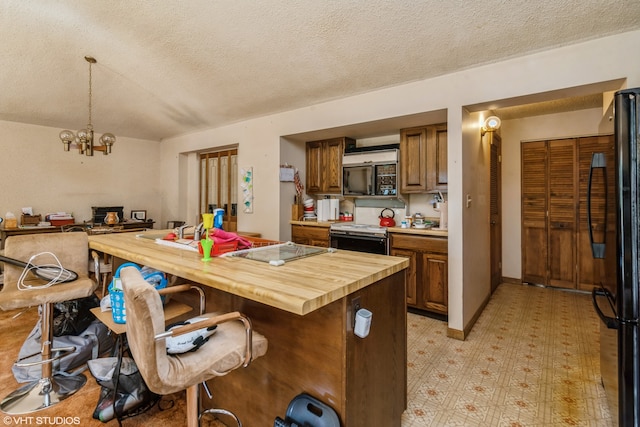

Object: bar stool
[0,232,97,414]
[121,266,268,427]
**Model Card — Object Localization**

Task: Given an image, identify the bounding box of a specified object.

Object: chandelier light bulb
[59,130,75,151]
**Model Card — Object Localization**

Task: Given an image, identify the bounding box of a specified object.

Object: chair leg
[0,303,86,414]
[186,385,199,427]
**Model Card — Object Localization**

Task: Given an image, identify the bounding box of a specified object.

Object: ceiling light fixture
[481,115,501,136]
[59,56,115,156]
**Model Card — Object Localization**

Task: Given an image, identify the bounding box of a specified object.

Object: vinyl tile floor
[402,283,613,427]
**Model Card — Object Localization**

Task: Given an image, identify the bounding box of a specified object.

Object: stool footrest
[201,408,241,427]
[14,346,76,368]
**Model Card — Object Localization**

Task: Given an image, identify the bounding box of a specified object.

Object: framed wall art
[131,210,147,221]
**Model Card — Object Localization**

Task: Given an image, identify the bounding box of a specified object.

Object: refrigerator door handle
[592,287,618,329]
[587,152,607,259]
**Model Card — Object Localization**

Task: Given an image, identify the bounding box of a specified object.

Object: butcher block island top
[88,230,408,315]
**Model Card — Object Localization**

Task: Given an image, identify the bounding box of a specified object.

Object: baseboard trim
[446,291,492,341]
[501,276,522,285]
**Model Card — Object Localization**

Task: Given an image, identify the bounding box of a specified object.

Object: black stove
[329,223,388,255]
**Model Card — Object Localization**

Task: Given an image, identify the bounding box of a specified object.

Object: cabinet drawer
[291,224,329,247]
[390,233,447,253]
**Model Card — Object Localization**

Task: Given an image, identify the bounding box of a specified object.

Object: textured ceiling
[1,1,639,141]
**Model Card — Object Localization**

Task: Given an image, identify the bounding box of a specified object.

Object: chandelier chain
[87,59,92,129]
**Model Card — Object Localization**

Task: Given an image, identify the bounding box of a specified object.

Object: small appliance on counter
[434,202,448,230]
[317,198,339,222]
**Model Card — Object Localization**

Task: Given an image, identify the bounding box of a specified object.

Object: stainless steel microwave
[342,148,398,196]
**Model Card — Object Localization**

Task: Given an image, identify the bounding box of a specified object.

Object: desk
[89,230,408,426]
[0,221,154,249]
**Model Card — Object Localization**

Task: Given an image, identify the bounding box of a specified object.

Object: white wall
[279,138,306,241]
[500,108,606,280]
[160,30,640,334]
[0,120,161,224]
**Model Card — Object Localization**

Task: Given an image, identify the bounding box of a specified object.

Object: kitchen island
[89,231,409,426]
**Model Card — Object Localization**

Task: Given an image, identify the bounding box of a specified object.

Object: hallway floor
[402,283,613,426]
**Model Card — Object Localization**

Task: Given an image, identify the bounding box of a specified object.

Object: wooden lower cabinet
[291,224,329,247]
[390,233,448,315]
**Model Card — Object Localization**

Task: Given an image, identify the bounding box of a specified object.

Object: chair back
[121,266,171,393]
[3,232,90,284]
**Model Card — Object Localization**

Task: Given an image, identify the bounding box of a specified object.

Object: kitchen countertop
[290,220,448,237]
[89,230,409,315]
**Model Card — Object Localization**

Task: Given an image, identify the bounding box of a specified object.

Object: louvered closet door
[577,135,615,291]
[547,139,577,288]
[521,141,548,285]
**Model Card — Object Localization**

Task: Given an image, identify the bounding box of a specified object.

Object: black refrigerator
[592,87,640,427]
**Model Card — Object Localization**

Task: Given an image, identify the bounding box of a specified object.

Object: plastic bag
[89,356,159,423]
[13,319,113,383]
[53,294,100,337]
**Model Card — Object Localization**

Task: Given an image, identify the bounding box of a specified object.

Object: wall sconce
[59,56,116,156]
[481,115,501,136]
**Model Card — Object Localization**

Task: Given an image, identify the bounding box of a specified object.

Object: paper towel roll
[329,199,339,220]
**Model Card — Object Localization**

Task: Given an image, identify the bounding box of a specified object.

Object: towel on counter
[209,228,253,249]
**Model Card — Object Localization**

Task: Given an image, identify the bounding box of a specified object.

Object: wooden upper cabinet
[306,141,323,194]
[306,137,353,195]
[427,125,448,191]
[400,127,428,193]
[400,124,447,194]
[324,138,344,194]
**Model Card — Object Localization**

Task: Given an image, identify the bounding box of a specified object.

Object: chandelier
[59,56,115,156]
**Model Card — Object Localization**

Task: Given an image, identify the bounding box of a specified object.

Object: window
[199,148,238,231]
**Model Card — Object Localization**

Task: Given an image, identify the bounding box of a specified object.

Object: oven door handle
[331,233,386,241]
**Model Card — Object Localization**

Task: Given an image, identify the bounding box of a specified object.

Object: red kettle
[379,208,396,227]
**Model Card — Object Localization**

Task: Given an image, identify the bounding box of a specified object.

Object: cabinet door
[427,125,447,191]
[291,225,329,247]
[306,141,323,194]
[577,135,615,291]
[400,127,427,193]
[324,138,345,194]
[547,139,577,288]
[521,141,548,285]
[421,252,448,314]
[390,248,417,306]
